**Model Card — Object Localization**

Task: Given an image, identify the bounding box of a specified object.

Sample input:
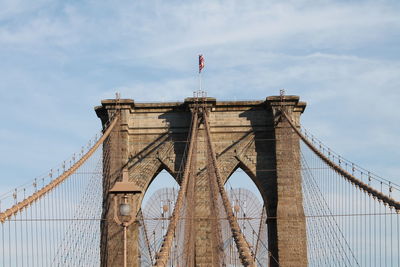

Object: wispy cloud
[0,0,399,191]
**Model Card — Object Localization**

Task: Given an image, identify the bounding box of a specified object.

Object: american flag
[199,54,205,73]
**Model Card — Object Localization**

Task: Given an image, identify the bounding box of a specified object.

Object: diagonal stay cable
[0,113,120,223]
[300,154,359,266]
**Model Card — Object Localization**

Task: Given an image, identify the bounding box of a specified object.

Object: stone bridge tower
[95,95,308,267]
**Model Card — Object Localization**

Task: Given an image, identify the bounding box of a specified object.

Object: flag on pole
[199,54,205,73]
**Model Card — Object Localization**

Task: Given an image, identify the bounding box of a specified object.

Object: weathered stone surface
[96,96,307,267]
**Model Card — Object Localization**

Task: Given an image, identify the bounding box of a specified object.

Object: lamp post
[109,169,142,267]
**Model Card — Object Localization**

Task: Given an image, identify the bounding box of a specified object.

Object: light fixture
[108,168,142,267]
[119,194,132,216]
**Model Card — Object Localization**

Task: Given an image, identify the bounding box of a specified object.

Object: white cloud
[0,0,399,196]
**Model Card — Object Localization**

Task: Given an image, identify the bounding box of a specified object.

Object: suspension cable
[282,112,400,211]
[154,109,199,267]
[203,108,256,267]
[0,113,120,223]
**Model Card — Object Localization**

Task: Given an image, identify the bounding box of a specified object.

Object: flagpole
[199,71,202,91]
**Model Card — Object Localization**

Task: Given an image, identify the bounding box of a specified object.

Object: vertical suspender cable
[1,219,4,267]
[26,200,29,267]
[20,210,23,267]
[397,213,399,265]
[31,202,34,267]
[8,218,11,266]
[385,204,387,266]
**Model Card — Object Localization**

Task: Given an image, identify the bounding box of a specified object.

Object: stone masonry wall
[95,96,308,267]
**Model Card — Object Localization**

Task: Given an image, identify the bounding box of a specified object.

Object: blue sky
[0,0,399,195]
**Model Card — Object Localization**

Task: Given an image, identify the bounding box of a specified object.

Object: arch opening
[137,166,270,266]
[138,169,179,266]
[141,166,179,205]
[224,166,269,267]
